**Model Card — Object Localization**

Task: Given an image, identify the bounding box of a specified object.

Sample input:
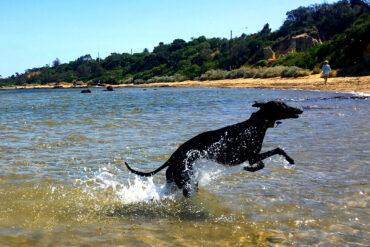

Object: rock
[106,86,114,91]
[81,89,91,93]
[293,33,321,52]
[273,33,322,57]
[263,47,275,61]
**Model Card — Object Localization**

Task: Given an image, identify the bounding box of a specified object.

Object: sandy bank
[2,74,370,93]
[121,74,370,93]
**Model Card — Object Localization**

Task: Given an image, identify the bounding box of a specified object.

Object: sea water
[0,87,369,246]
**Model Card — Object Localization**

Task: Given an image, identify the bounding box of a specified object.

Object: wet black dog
[125,101,303,197]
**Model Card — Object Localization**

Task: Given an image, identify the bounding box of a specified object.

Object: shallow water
[0,87,369,246]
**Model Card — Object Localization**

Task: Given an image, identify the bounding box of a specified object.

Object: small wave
[35,120,63,126]
[349,91,370,97]
[282,93,369,103]
[302,105,336,110]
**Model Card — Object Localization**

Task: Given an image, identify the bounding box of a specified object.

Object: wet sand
[3,74,370,93]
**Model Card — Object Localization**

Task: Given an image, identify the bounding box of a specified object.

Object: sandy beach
[3,74,370,93]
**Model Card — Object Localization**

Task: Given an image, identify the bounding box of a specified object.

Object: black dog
[125,101,303,197]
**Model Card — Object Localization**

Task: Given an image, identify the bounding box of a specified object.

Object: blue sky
[0,0,337,78]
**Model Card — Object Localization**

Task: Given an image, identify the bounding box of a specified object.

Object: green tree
[52,58,61,68]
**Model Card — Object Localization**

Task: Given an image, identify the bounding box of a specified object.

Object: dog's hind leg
[182,176,199,198]
[181,151,203,197]
[180,165,196,197]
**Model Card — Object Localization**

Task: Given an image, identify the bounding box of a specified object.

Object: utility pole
[229,30,232,71]
[131,49,132,55]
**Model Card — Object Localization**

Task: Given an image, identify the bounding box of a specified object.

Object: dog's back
[125,101,303,197]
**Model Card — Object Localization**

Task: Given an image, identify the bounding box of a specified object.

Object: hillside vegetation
[1,0,369,87]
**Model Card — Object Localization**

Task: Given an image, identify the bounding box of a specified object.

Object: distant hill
[1,0,369,87]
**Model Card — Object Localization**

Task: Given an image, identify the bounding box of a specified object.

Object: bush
[242,68,260,78]
[226,69,245,79]
[146,73,188,83]
[226,67,258,79]
[255,59,268,67]
[122,77,134,84]
[133,79,146,84]
[329,70,338,77]
[281,66,310,77]
[312,66,321,74]
[201,66,311,80]
[253,69,264,78]
[199,69,228,81]
[261,66,285,78]
[173,73,188,82]
[273,49,318,70]
[147,76,172,83]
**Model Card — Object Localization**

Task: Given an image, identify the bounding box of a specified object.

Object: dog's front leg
[248,148,295,165]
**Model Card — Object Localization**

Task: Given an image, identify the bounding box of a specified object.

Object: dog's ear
[252,101,266,108]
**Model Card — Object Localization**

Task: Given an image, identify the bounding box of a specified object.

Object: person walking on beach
[322,60,331,84]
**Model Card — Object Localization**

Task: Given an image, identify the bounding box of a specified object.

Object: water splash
[193,159,227,186]
[75,160,227,205]
[76,166,178,204]
[115,177,172,204]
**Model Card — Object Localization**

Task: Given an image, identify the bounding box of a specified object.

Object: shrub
[329,70,338,77]
[147,76,172,83]
[199,69,228,81]
[242,67,259,78]
[253,69,264,78]
[146,73,188,83]
[273,49,318,70]
[281,66,310,77]
[133,79,146,84]
[261,66,285,78]
[255,59,268,67]
[227,67,259,79]
[226,68,245,79]
[173,73,188,82]
[122,77,134,84]
[312,66,321,74]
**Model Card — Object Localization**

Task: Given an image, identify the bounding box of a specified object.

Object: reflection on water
[0,88,369,246]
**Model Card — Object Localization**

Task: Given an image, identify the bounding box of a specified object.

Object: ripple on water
[0,88,369,246]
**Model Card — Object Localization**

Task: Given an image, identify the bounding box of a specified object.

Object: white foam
[76,160,227,204]
[349,91,370,97]
[115,177,169,204]
[77,166,178,204]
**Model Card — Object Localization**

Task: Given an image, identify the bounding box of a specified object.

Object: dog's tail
[124,161,169,177]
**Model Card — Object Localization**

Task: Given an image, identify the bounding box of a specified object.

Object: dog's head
[253,101,303,123]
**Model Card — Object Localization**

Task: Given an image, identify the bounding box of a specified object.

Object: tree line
[1,0,369,87]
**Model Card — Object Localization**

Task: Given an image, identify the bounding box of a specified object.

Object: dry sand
[120,74,370,93]
[3,74,370,93]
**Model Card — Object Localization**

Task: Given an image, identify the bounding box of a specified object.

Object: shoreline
[1,74,369,93]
